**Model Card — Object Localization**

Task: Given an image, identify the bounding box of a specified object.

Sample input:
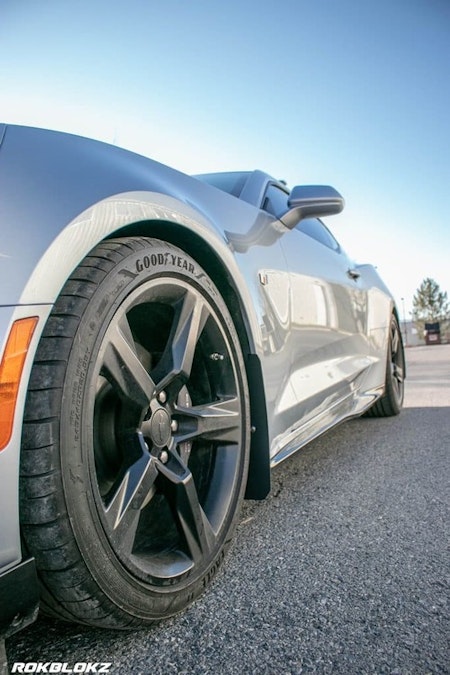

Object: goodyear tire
[20,237,250,628]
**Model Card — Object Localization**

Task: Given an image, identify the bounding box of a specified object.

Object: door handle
[347,268,361,281]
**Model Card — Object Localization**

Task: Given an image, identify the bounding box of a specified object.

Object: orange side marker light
[0,317,38,450]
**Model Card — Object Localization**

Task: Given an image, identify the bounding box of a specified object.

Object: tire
[365,314,405,417]
[20,237,250,628]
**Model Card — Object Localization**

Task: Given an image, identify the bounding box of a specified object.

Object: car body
[0,124,405,635]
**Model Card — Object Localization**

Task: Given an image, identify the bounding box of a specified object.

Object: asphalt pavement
[6,345,450,674]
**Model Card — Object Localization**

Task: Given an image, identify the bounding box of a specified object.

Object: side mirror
[281,185,344,230]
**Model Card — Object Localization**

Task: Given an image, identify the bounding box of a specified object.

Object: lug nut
[159,450,169,464]
[158,391,167,404]
[171,420,178,433]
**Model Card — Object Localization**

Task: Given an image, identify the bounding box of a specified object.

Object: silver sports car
[0,124,404,635]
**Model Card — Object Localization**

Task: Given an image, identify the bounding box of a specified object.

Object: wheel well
[109,219,271,499]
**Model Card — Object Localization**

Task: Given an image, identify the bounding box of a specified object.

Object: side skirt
[270,385,384,469]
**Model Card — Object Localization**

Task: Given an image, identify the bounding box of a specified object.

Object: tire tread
[20,239,150,627]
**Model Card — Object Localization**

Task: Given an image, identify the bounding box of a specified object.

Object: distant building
[400,320,424,347]
[400,320,450,347]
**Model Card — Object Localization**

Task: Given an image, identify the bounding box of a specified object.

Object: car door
[262,184,372,439]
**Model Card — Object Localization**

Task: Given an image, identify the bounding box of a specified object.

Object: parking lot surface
[6,345,450,674]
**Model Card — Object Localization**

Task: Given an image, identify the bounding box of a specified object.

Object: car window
[296,218,340,252]
[262,184,341,252]
[262,183,290,217]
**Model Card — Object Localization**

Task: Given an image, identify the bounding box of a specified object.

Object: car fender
[17,190,259,346]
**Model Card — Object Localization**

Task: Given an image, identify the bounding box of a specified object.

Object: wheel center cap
[150,408,171,448]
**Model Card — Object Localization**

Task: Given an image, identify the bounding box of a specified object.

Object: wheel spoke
[103,432,158,553]
[391,326,400,356]
[152,289,209,393]
[174,396,241,444]
[393,364,404,383]
[101,317,156,409]
[158,453,216,562]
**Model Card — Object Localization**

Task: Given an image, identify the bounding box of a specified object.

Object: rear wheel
[365,314,405,417]
[20,237,250,628]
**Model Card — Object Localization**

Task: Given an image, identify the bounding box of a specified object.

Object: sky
[1,0,449,318]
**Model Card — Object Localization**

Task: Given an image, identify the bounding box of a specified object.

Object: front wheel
[20,238,250,628]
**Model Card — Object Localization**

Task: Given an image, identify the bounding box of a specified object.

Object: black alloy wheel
[20,238,250,628]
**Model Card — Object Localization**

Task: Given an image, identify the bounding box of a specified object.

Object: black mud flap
[245,354,271,500]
